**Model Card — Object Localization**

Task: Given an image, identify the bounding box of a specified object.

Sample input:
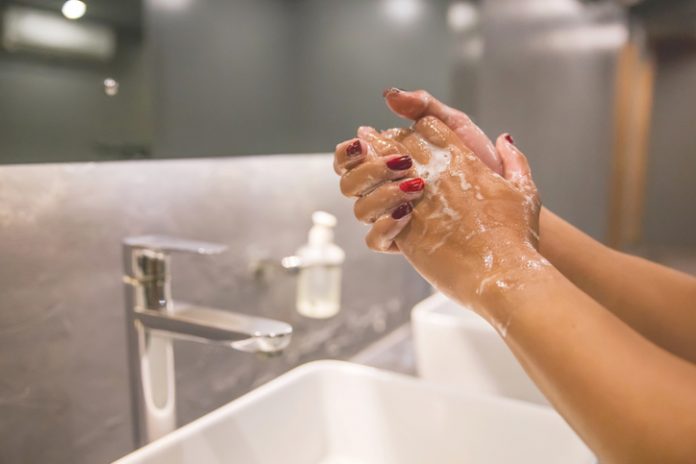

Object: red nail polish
[382,87,401,98]
[346,140,362,157]
[392,203,413,220]
[399,178,425,192]
[386,155,412,171]
[505,134,515,144]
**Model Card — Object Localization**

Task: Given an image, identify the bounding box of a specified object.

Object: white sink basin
[115,360,593,464]
[412,292,548,405]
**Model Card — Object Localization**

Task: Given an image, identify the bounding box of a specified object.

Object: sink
[412,292,548,405]
[114,360,593,464]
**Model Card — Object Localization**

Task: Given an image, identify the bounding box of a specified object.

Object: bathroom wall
[0,39,153,164]
[642,47,696,247]
[0,155,430,464]
[475,0,696,248]
[146,0,454,158]
[476,0,626,239]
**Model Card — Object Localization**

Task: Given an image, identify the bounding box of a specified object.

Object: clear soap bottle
[296,211,345,319]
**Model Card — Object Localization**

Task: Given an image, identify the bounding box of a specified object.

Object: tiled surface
[0,154,430,464]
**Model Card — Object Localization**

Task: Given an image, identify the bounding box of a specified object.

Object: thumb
[383,88,503,175]
[495,133,535,192]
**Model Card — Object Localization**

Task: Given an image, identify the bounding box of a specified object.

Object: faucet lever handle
[123,235,227,255]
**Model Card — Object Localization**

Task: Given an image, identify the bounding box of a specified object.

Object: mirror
[1,0,476,164]
[0,0,152,163]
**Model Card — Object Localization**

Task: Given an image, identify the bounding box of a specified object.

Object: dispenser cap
[309,211,336,245]
[312,211,337,228]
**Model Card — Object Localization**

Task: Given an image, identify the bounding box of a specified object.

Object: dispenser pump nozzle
[309,211,337,246]
[295,211,344,319]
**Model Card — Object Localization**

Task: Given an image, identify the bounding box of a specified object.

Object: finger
[354,177,425,223]
[365,203,413,252]
[334,138,368,174]
[381,127,411,142]
[414,116,474,156]
[357,125,380,139]
[340,155,415,197]
[495,133,535,192]
[397,116,476,169]
[358,125,409,157]
[383,88,503,174]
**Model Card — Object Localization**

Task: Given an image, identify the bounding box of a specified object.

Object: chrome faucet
[122,235,293,448]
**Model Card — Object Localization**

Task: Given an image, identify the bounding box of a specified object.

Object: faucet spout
[123,235,294,447]
[136,303,292,354]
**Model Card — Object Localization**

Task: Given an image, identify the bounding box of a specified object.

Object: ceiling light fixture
[62,0,86,20]
[383,0,424,25]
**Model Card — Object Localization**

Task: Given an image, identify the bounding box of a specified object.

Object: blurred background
[1,0,695,462]
[2,0,695,248]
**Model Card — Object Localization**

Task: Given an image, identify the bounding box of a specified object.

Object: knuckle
[353,200,371,224]
[365,232,379,251]
[419,115,439,126]
[416,89,432,100]
[339,176,356,197]
[334,140,347,156]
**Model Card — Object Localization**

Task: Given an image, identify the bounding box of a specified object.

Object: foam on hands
[415,138,452,184]
[413,139,461,254]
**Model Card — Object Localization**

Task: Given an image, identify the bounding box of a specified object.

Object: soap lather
[293,211,345,319]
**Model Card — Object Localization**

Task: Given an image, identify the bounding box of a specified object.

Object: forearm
[539,207,696,362]
[479,266,696,463]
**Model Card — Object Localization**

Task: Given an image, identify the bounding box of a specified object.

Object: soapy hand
[334,91,545,316]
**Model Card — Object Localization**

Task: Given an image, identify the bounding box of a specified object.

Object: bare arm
[486,263,696,463]
[335,114,696,462]
[540,208,696,363]
[383,87,696,363]
[336,88,696,461]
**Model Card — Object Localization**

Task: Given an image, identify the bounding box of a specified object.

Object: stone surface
[0,154,430,464]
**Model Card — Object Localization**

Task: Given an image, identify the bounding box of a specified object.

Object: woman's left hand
[336,114,546,319]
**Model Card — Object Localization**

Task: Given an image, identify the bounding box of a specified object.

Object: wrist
[538,207,556,258]
[472,248,560,332]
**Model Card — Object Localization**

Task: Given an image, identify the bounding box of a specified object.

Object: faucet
[122,235,293,448]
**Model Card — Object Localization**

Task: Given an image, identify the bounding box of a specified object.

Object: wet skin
[337,115,545,325]
[333,89,696,463]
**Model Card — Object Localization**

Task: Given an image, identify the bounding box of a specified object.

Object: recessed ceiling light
[448,2,479,32]
[383,0,424,25]
[104,78,119,96]
[62,0,86,20]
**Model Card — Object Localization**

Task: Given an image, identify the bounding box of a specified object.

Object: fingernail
[386,155,412,171]
[382,87,402,98]
[346,140,362,157]
[399,178,425,192]
[392,202,413,220]
[505,134,515,144]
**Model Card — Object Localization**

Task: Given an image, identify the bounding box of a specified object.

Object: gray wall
[2,0,457,164]
[643,48,696,247]
[0,155,429,463]
[0,39,153,164]
[475,0,696,246]
[147,0,454,158]
[477,0,625,239]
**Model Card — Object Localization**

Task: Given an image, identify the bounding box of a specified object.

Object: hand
[367,87,528,248]
[382,88,504,175]
[335,110,545,316]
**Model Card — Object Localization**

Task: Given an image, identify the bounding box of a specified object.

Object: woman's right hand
[335,112,547,318]
[333,130,425,254]
[336,88,518,252]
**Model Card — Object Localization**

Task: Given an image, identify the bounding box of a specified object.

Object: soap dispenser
[295,211,345,319]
